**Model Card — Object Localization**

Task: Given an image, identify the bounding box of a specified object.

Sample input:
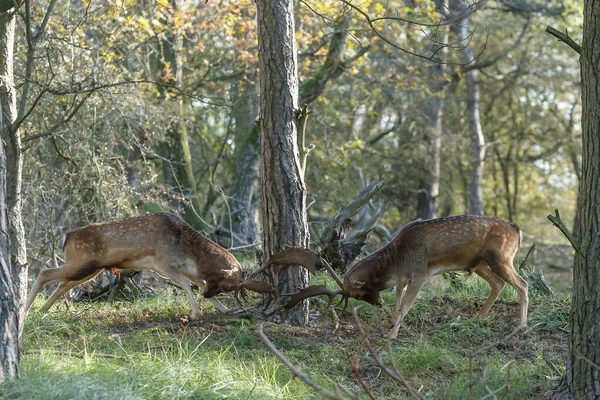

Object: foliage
[14,1,583,261]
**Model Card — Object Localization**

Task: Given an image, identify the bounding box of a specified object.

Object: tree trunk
[156,0,207,231]
[0,5,22,381]
[227,78,260,244]
[461,16,485,216]
[416,0,449,220]
[257,0,310,325]
[227,12,361,245]
[554,1,600,397]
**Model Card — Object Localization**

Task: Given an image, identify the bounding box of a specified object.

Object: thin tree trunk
[157,0,207,231]
[227,79,260,244]
[416,0,449,220]
[461,16,485,216]
[0,5,22,381]
[554,1,600,397]
[257,0,310,325]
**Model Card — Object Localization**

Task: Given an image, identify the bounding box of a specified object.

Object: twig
[352,307,425,400]
[518,243,536,271]
[546,26,581,55]
[350,355,376,400]
[547,209,580,254]
[315,297,340,331]
[23,349,128,360]
[256,325,350,400]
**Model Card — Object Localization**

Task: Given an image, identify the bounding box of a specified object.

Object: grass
[3,275,568,400]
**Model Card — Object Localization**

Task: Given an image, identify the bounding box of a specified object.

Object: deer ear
[350,280,366,289]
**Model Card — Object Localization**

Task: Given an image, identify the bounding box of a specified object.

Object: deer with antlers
[25,213,244,320]
[242,215,529,339]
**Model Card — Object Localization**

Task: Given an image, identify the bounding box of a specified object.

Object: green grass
[3,275,568,399]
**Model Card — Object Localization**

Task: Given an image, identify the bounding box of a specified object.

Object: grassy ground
[4,274,569,400]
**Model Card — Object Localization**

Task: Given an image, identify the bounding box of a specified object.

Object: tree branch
[547,209,580,254]
[545,26,581,55]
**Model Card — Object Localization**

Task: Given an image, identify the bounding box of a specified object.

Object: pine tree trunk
[257,0,310,324]
[0,5,22,381]
[554,1,600,397]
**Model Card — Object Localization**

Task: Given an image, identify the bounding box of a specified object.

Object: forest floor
[6,270,570,400]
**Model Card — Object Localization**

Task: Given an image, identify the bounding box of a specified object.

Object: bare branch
[459,12,531,75]
[546,26,581,55]
[21,90,94,143]
[352,307,425,400]
[25,78,229,107]
[350,355,376,400]
[547,209,580,254]
[256,325,351,400]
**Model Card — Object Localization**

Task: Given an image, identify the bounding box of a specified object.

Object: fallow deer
[25,213,243,320]
[278,215,529,339]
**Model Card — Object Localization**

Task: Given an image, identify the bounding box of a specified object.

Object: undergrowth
[3,274,569,399]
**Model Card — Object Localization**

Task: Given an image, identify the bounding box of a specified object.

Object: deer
[25,213,244,320]
[253,215,529,339]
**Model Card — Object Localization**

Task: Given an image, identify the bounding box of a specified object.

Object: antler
[234,278,275,306]
[252,247,345,290]
[236,247,347,308]
[283,284,347,310]
[249,247,322,280]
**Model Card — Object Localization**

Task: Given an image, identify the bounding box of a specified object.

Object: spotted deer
[25,213,243,320]
[275,215,529,339]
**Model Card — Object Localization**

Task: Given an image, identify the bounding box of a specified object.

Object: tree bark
[416,0,449,220]
[257,0,310,324]
[554,1,600,398]
[0,5,22,381]
[227,12,364,245]
[461,16,485,216]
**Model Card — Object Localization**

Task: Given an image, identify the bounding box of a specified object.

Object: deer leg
[392,281,406,321]
[388,279,425,339]
[162,267,203,321]
[487,257,529,327]
[473,263,505,317]
[40,269,103,312]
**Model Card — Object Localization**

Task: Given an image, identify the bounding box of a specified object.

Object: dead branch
[256,325,352,400]
[352,307,425,400]
[350,355,376,400]
[23,349,127,360]
[547,209,580,254]
[546,26,581,55]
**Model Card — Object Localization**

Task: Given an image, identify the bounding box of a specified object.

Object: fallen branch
[352,307,425,400]
[547,209,580,254]
[256,325,352,400]
[23,349,128,360]
[350,355,376,400]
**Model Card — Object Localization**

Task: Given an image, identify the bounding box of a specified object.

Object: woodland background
[17,0,580,262]
[0,0,588,398]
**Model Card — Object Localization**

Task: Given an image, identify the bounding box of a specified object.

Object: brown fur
[25,213,243,320]
[341,215,529,339]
